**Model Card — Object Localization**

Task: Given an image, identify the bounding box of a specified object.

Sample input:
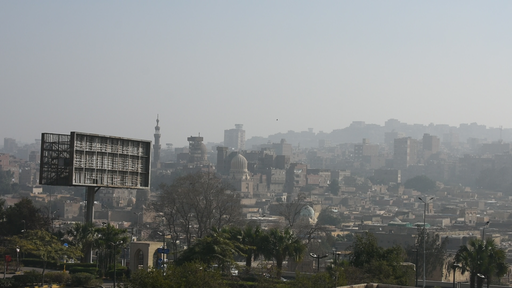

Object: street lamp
[110,240,123,288]
[482,221,490,241]
[309,253,328,273]
[452,263,461,288]
[418,196,434,288]
[16,247,20,272]
[477,273,486,288]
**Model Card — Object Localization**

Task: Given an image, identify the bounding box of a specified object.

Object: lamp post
[477,273,486,288]
[418,196,434,288]
[452,263,461,288]
[309,253,328,273]
[110,241,123,288]
[482,221,490,241]
[16,247,20,272]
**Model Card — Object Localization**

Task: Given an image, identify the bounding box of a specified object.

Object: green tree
[348,232,412,285]
[0,197,50,236]
[95,223,129,276]
[406,228,448,281]
[404,175,437,193]
[224,224,265,271]
[175,227,245,272]
[66,222,97,263]
[10,229,81,285]
[455,238,509,288]
[262,227,306,278]
[316,208,343,227]
[127,262,227,288]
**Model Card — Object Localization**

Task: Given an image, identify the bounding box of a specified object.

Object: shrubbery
[45,271,71,285]
[70,272,101,287]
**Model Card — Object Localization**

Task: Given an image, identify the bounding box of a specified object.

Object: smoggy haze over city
[2,1,512,147]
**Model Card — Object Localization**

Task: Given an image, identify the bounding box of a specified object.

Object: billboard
[40,132,151,188]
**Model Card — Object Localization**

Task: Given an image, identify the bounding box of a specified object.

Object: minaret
[152,115,161,169]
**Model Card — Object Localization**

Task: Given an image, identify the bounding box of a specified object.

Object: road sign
[157,248,170,254]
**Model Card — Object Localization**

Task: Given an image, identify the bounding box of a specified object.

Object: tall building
[393,137,417,170]
[354,138,379,161]
[422,133,440,161]
[224,124,245,151]
[273,139,292,156]
[3,138,16,154]
[152,115,161,169]
[187,136,208,164]
[216,146,228,174]
[422,133,440,154]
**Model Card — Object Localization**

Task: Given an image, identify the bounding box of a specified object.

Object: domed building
[229,153,253,196]
[300,205,317,224]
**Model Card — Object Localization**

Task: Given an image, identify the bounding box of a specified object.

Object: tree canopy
[0,197,50,236]
[404,175,437,193]
[348,232,413,285]
[454,238,509,288]
[406,228,448,280]
[154,171,243,247]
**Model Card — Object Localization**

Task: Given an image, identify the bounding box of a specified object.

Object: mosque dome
[300,205,315,219]
[200,143,207,154]
[230,153,248,171]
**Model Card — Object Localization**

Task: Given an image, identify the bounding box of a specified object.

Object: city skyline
[2,2,512,147]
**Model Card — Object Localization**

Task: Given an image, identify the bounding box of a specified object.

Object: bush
[107,265,127,280]
[0,278,14,287]
[11,273,42,286]
[45,271,71,285]
[69,266,99,275]
[58,262,97,270]
[70,272,97,287]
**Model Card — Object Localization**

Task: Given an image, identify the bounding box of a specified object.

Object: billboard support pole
[86,187,98,224]
[85,187,99,263]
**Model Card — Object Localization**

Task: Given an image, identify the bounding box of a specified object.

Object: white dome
[300,205,315,219]
[230,153,248,171]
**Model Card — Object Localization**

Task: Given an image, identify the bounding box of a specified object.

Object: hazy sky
[2,1,512,147]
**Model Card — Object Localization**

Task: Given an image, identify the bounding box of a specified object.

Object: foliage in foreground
[127,262,227,288]
[348,232,414,285]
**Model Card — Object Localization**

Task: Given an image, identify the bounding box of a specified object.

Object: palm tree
[224,224,265,271]
[455,238,509,288]
[262,227,306,278]
[66,222,97,263]
[176,227,245,272]
[95,223,129,275]
[481,239,509,288]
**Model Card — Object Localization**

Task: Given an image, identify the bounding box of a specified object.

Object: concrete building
[3,138,17,154]
[273,139,292,156]
[354,138,379,161]
[224,124,245,151]
[187,136,208,165]
[394,137,417,170]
